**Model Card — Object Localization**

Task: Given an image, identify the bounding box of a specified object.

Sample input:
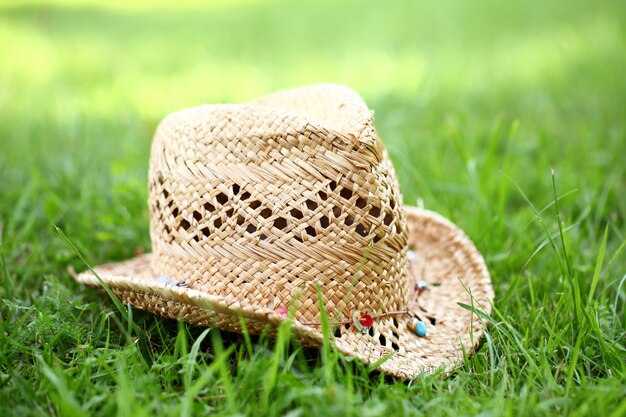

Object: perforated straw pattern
[76,84,493,380]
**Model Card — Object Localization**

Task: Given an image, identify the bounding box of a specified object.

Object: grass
[1,0,625,415]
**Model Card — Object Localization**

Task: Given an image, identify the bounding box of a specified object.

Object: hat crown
[147,85,409,321]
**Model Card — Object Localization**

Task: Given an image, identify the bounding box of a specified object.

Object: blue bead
[415,320,427,337]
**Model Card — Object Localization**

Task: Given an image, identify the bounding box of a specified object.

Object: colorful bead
[415,320,427,337]
[407,318,427,337]
[276,307,287,318]
[156,276,189,288]
[353,309,374,334]
[415,280,427,294]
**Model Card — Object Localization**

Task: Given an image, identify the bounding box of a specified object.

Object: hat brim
[75,206,493,380]
[76,207,493,379]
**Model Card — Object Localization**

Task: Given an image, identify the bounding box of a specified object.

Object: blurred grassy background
[1,0,625,415]
[1,0,624,278]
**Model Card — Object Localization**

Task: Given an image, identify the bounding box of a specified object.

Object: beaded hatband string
[277,279,429,337]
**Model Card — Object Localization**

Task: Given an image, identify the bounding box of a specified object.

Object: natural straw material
[76,84,493,380]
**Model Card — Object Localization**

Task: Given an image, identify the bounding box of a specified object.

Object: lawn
[1,0,625,415]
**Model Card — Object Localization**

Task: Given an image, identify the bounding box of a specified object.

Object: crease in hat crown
[147,84,411,324]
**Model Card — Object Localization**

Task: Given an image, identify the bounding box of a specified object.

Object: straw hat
[76,84,493,380]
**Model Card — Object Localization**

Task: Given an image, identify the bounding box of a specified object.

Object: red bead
[359,313,373,328]
[353,309,374,333]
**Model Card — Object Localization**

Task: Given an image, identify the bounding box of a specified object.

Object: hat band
[278,279,429,337]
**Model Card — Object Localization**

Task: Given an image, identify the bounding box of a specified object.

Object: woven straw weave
[76,84,493,380]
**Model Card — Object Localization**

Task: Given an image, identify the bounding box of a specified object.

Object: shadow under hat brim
[75,207,493,380]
